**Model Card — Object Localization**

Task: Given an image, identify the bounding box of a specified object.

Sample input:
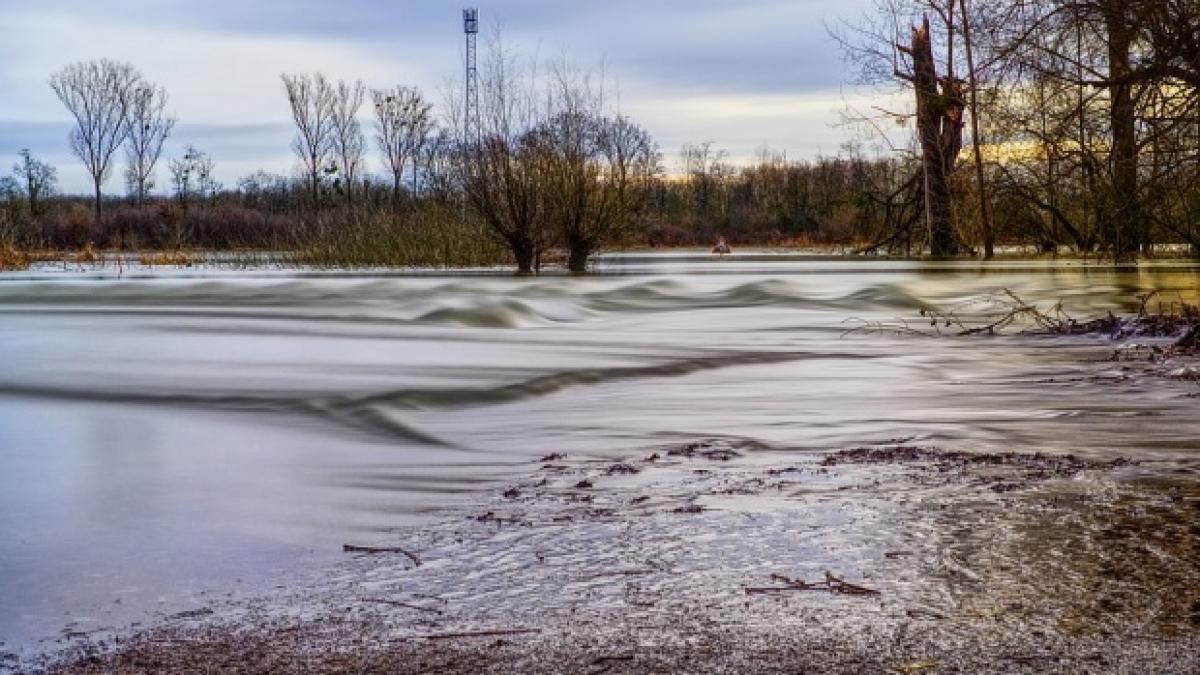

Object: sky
[0,0,886,195]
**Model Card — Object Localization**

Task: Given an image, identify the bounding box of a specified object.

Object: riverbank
[37,440,1200,674]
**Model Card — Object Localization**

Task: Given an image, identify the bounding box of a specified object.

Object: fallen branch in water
[845,289,1200,352]
[342,544,421,567]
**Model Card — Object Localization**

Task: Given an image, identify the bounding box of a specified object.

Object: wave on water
[0,277,931,328]
[0,350,842,445]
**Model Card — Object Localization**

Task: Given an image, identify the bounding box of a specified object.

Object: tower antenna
[463,8,480,143]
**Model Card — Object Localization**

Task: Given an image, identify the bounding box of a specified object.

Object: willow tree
[458,35,553,274]
[531,95,659,271]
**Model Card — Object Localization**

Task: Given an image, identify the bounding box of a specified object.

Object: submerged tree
[458,34,553,274]
[50,59,141,222]
[532,65,659,271]
[124,82,176,205]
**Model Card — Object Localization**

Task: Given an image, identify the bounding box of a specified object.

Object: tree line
[4,4,1199,270]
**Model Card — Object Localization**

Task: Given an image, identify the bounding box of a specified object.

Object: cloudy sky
[0,0,885,194]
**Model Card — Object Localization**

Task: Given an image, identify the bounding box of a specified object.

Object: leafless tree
[282,73,336,202]
[124,82,176,205]
[680,142,733,221]
[373,86,435,202]
[958,0,993,257]
[983,0,1199,258]
[169,145,218,213]
[457,32,554,274]
[533,63,659,271]
[14,150,57,218]
[50,59,140,221]
[330,79,366,204]
[420,129,457,203]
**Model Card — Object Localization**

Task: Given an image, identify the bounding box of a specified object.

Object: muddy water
[1,255,1198,658]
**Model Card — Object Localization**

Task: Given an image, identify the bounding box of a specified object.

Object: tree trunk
[511,237,536,275]
[911,17,962,257]
[959,0,992,259]
[1104,3,1140,261]
[567,238,592,273]
[93,175,103,224]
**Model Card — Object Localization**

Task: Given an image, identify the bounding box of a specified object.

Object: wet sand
[37,439,1200,674]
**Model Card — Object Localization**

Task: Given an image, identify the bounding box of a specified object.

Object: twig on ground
[745,572,880,597]
[361,598,443,614]
[417,628,541,640]
[342,544,421,567]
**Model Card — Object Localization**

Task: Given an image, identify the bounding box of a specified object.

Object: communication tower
[463,8,480,143]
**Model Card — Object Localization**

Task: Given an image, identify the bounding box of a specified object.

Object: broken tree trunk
[907,16,965,257]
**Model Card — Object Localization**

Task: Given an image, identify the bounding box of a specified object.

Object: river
[1,254,1198,659]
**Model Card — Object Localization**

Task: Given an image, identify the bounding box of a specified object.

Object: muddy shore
[27,437,1200,674]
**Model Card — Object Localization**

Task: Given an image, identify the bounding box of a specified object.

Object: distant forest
[2,0,1199,270]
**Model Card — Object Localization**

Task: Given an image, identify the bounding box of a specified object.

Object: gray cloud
[1,0,881,193]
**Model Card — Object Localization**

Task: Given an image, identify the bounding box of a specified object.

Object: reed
[297,205,510,269]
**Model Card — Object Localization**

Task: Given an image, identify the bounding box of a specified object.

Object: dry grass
[138,250,201,267]
[0,242,30,270]
[297,207,510,268]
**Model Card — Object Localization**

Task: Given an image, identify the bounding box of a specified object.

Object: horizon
[0,0,882,196]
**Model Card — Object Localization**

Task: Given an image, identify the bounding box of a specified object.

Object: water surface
[1,254,1198,654]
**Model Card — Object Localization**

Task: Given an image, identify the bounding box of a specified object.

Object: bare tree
[989,0,1149,259]
[282,73,336,202]
[373,86,435,202]
[458,32,554,274]
[169,145,218,214]
[533,64,659,271]
[14,150,57,218]
[50,59,140,221]
[958,0,992,258]
[834,1,972,256]
[124,82,175,205]
[421,129,457,203]
[681,142,732,221]
[901,15,965,256]
[329,79,367,204]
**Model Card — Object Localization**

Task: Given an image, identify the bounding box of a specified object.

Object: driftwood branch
[417,628,541,640]
[745,572,880,597]
[361,598,443,614]
[343,544,421,567]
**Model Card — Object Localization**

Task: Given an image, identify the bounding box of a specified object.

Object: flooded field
[1,254,1198,669]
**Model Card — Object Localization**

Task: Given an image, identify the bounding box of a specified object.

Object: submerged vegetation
[849,290,1200,390]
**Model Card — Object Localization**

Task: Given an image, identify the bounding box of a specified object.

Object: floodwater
[1,254,1198,658]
